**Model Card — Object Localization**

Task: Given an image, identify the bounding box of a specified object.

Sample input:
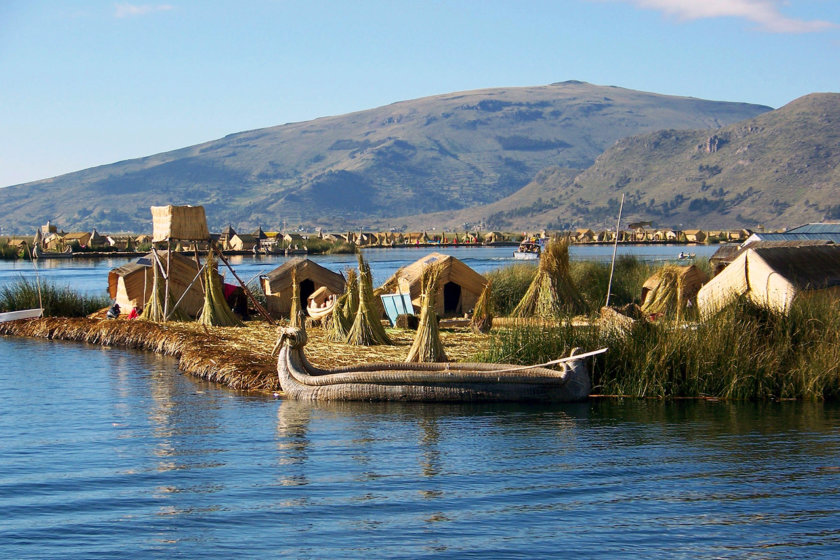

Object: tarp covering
[151,205,209,242]
[697,245,840,316]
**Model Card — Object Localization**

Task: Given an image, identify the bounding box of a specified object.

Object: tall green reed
[0,277,111,317]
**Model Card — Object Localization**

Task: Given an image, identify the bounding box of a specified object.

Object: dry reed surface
[0,317,489,394]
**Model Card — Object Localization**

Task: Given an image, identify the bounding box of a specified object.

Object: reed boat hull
[0,308,44,323]
[275,327,592,402]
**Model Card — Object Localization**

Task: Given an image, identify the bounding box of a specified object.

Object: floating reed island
[0,316,493,394]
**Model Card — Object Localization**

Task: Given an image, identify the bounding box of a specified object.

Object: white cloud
[610,0,837,33]
[114,3,174,18]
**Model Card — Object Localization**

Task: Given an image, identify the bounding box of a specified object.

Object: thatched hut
[639,265,708,317]
[107,250,217,317]
[380,253,487,317]
[260,258,345,318]
[697,245,840,317]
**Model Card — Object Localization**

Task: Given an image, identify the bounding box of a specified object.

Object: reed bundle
[345,253,392,346]
[405,262,447,362]
[140,257,188,322]
[197,250,242,327]
[289,268,304,328]
[512,237,585,320]
[470,280,494,334]
[328,268,357,341]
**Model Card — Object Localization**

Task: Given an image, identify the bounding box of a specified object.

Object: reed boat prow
[275,327,603,402]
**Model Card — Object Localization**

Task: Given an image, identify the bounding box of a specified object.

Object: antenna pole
[605,193,625,308]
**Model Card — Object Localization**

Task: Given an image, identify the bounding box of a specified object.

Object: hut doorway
[443,282,461,315]
[300,279,315,306]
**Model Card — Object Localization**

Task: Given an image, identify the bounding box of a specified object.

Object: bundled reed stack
[470,280,494,334]
[288,269,304,329]
[406,262,447,362]
[512,236,585,320]
[197,250,242,327]
[345,253,391,346]
[140,257,187,322]
[328,268,358,341]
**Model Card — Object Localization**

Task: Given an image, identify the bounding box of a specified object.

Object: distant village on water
[1,218,814,259]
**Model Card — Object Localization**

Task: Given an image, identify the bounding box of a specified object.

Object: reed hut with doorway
[260,258,345,318]
[107,250,219,317]
[380,253,487,318]
[697,245,840,317]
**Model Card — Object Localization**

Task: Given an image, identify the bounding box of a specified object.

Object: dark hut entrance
[443,282,461,315]
[299,279,316,306]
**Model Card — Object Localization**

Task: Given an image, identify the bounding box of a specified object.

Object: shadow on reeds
[477,296,840,401]
[0,277,110,317]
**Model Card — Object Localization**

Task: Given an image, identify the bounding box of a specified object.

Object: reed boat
[275,327,605,402]
[32,246,73,259]
[0,308,44,323]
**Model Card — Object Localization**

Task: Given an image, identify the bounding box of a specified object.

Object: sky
[1,0,838,188]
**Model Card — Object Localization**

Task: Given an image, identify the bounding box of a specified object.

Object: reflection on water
[1,337,839,558]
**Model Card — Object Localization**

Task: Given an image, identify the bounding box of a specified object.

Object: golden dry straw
[328,267,357,342]
[512,236,585,320]
[197,250,242,327]
[0,317,277,391]
[470,280,494,334]
[406,262,447,362]
[345,253,392,346]
[289,268,304,328]
[140,254,188,322]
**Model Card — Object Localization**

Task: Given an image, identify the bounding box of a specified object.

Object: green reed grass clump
[485,263,537,316]
[0,277,110,317]
[476,296,840,400]
[0,240,23,260]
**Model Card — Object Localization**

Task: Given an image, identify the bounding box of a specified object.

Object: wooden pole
[163,240,171,322]
[212,244,275,325]
[605,193,625,308]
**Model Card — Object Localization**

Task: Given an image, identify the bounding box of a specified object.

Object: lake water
[0,244,718,296]
[5,245,839,557]
[1,336,838,558]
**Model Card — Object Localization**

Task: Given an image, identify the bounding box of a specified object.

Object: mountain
[455,93,838,232]
[0,81,770,234]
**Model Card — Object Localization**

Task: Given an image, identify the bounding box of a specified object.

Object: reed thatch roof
[698,245,840,316]
[260,258,345,317]
[380,252,487,317]
[151,205,209,242]
[108,250,217,317]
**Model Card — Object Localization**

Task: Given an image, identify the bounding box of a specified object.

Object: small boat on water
[32,246,73,259]
[513,239,543,260]
[275,327,605,402]
[0,308,44,323]
[677,251,696,261]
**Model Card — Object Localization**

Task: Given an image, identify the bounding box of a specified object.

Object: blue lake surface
[5,244,839,557]
[0,244,718,296]
[1,336,839,558]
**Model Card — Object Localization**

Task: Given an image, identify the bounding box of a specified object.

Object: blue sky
[1,0,838,188]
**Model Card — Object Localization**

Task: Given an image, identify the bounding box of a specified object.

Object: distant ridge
[453,92,839,231]
[0,82,772,233]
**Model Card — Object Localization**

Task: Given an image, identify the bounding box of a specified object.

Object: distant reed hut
[697,245,840,317]
[108,250,218,317]
[380,253,487,318]
[260,258,345,318]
